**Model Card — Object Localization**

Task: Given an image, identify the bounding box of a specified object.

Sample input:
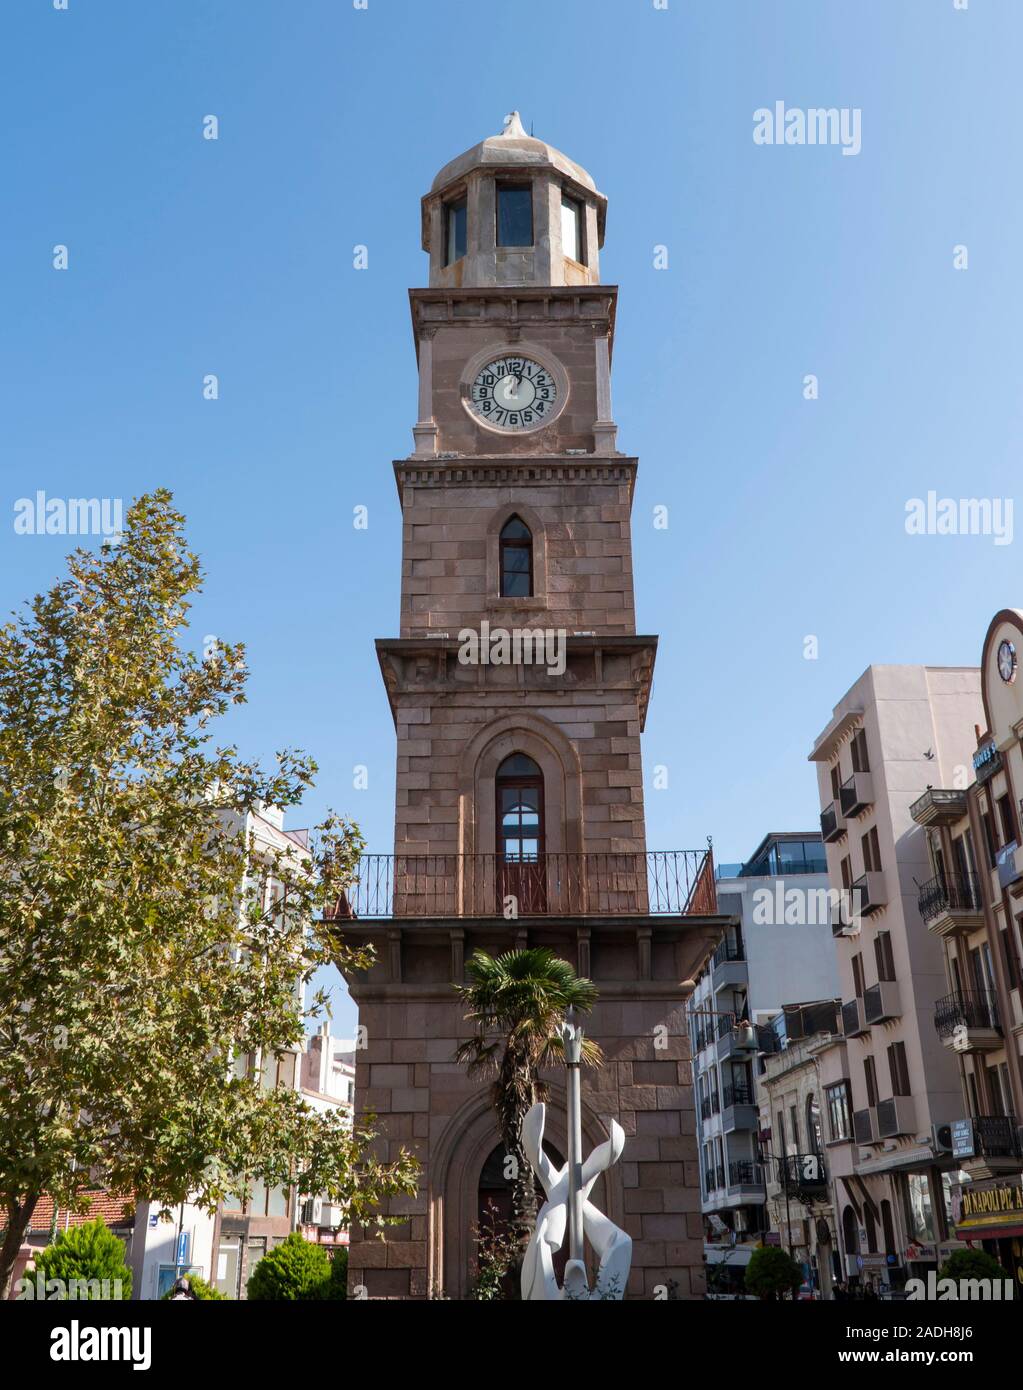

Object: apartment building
[809,665,984,1289]
[755,1001,841,1297]
[692,832,838,1292]
[908,611,1023,1284]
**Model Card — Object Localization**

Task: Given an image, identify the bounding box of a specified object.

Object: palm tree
[454,948,602,1242]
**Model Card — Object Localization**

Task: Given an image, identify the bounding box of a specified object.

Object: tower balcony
[839,772,873,820]
[326,849,716,920]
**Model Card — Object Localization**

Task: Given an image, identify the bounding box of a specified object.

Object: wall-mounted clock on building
[461,346,568,435]
[998,639,1017,683]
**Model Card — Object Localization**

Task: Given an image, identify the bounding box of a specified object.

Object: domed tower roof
[421,113,607,289]
[430,111,598,197]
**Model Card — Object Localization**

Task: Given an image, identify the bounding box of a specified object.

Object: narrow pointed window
[499,515,532,597]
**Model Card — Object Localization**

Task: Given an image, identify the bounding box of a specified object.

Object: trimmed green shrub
[246,1231,331,1301]
[744,1244,803,1300]
[33,1217,132,1300]
[938,1248,1008,1283]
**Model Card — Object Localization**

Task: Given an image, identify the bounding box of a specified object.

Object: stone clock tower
[336,114,728,1300]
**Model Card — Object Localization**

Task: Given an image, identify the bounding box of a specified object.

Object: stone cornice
[392,454,637,503]
[374,633,658,730]
[409,283,618,359]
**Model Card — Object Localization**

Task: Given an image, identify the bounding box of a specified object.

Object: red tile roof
[29,1191,135,1233]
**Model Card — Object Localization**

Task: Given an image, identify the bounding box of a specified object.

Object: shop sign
[953,1176,1023,1236]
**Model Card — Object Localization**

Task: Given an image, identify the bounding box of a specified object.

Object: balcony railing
[728,1160,764,1187]
[778,1153,828,1197]
[713,938,745,967]
[820,801,844,843]
[723,1083,753,1108]
[840,772,873,819]
[325,849,715,920]
[853,1107,876,1145]
[934,990,1000,1039]
[918,871,982,925]
[971,1115,1021,1159]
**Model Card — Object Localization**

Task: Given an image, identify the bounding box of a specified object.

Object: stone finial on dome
[499,111,528,139]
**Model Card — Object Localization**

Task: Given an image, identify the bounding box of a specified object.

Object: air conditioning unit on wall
[302,1197,323,1225]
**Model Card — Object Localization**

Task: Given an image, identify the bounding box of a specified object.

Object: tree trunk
[0,1195,39,1300]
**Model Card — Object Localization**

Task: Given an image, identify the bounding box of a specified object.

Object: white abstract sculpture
[520,1013,632,1300]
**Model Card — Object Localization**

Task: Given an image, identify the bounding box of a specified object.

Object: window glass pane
[267,1184,289,1220]
[497,187,533,247]
[446,201,466,264]
[215,1239,240,1298]
[500,517,531,540]
[561,196,581,262]
[501,568,530,597]
[503,546,530,573]
[497,753,541,778]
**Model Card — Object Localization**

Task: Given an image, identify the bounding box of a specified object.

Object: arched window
[864,1204,877,1253]
[496,754,544,862]
[499,516,533,598]
[880,1199,896,1256]
[496,753,546,913]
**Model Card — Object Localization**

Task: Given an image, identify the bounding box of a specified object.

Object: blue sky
[3,1,1020,1034]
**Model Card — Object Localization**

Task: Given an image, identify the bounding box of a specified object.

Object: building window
[561,193,583,263]
[861,826,882,874]
[497,184,533,247]
[806,1093,823,1153]
[825,1082,852,1141]
[887,1041,911,1097]
[981,806,998,868]
[496,753,544,863]
[864,1055,878,1108]
[499,515,533,597]
[445,199,467,265]
[997,793,1017,847]
[851,728,870,774]
[851,952,864,999]
[830,763,842,801]
[874,930,896,983]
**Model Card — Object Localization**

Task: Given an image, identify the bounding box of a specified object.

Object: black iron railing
[723,1083,753,1108]
[325,849,715,919]
[918,872,981,924]
[713,938,745,967]
[971,1115,1021,1159]
[728,1160,764,1187]
[934,990,1000,1039]
[778,1152,828,1197]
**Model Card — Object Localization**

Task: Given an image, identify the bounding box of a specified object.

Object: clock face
[469,356,558,431]
[998,639,1017,683]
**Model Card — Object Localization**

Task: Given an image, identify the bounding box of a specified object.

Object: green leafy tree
[470,1199,521,1301]
[0,491,419,1296]
[455,948,602,1239]
[246,1231,331,1300]
[744,1244,803,1300]
[939,1247,1008,1283]
[160,1272,228,1300]
[32,1217,132,1299]
[319,1246,348,1300]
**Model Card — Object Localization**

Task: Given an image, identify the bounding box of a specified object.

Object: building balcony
[863,980,901,1026]
[727,1160,766,1194]
[850,872,886,918]
[917,872,984,936]
[955,1115,1023,1178]
[909,788,969,828]
[840,771,874,820]
[326,848,716,920]
[712,957,748,993]
[853,1107,877,1145]
[876,1095,916,1139]
[820,800,846,844]
[778,1153,829,1202]
[934,990,1001,1052]
[842,997,869,1038]
[721,1083,758,1134]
